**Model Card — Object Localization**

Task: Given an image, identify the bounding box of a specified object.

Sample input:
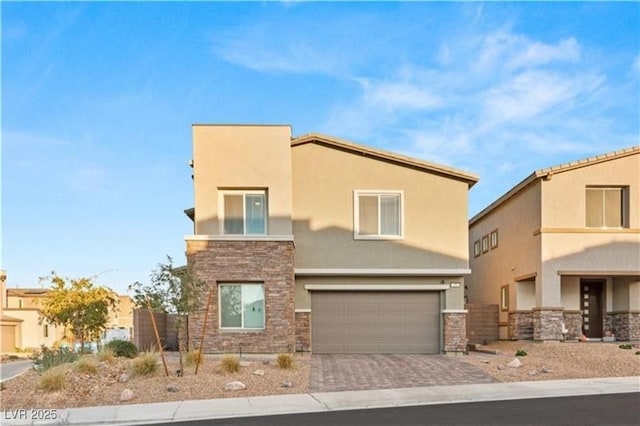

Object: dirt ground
[462,340,640,382]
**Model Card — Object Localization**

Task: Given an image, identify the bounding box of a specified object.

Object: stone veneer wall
[532,307,564,340]
[562,311,582,341]
[186,240,295,353]
[607,312,640,341]
[294,311,311,352]
[508,311,533,340]
[443,312,467,352]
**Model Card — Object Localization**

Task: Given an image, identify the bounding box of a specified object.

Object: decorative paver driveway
[310,354,500,392]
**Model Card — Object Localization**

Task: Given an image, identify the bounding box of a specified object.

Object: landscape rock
[167,385,179,393]
[120,389,134,401]
[528,370,537,376]
[497,365,505,370]
[118,374,128,383]
[541,366,552,374]
[253,369,265,376]
[224,381,246,391]
[480,360,490,364]
[507,358,523,368]
[281,380,294,388]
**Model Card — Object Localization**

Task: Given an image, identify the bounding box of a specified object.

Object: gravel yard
[462,340,640,382]
[0,353,310,410]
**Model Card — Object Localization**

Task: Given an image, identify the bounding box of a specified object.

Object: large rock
[118,373,128,383]
[253,369,265,376]
[120,389,134,401]
[224,381,246,391]
[507,358,523,368]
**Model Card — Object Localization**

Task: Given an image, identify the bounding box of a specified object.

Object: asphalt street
[0,360,32,382]
[151,393,640,426]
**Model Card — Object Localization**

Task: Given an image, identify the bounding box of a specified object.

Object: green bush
[220,355,240,373]
[104,340,138,358]
[131,352,159,377]
[33,346,78,372]
[619,344,633,350]
[38,368,67,392]
[277,353,294,369]
[515,350,527,357]
[74,356,99,374]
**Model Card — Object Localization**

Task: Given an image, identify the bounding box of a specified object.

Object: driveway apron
[310,354,499,392]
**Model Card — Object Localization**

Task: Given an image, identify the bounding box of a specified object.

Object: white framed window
[482,235,489,253]
[473,240,481,257]
[219,284,265,330]
[354,190,403,239]
[490,229,499,249]
[586,187,626,228]
[219,190,267,235]
[501,285,509,311]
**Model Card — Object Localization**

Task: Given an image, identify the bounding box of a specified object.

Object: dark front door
[580,280,603,338]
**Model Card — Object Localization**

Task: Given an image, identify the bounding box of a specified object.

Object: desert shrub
[33,346,78,372]
[619,344,633,350]
[185,350,202,367]
[105,340,138,358]
[0,382,6,391]
[277,353,294,369]
[74,356,99,374]
[97,347,115,363]
[131,352,159,377]
[635,351,640,355]
[220,355,240,373]
[515,350,527,357]
[38,368,66,392]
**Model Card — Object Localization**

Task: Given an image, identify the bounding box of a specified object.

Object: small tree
[38,272,117,353]
[129,256,207,373]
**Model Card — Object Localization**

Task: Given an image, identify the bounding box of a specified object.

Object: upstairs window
[221,190,267,235]
[354,191,403,239]
[586,187,626,228]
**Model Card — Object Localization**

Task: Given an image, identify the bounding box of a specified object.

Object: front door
[580,280,603,338]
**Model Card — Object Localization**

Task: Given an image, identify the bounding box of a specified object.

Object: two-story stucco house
[467,146,640,342]
[185,125,478,354]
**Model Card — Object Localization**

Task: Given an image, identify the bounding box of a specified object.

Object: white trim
[294,308,311,313]
[185,235,294,241]
[295,268,470,276]
[558,270,640,277]
[353,190,404,240]
[442,309,468,313]
[219,189,268,236]
[304,284,451,291]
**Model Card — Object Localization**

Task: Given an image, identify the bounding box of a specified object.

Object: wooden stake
[195,289,214,375]
[146,296,169,377]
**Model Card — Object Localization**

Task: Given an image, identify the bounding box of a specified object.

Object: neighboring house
[185,124,478,354]
[467,146,640,342]
[1,285,134,351]
[0,270,24,353]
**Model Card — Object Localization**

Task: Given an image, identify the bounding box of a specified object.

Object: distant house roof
[470,145,640,226]
[7,288,49,297]
[1,315,24,323]
[291,133,479,187]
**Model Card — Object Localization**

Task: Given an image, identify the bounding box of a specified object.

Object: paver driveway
[310,354,499,392]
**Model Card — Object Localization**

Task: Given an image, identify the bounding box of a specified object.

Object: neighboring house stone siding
[508,311,533,340]
[186,239,295,353]
[294,311,311,352]
[443,312,467,352]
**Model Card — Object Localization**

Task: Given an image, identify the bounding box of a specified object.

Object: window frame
[490,229,499,249]
[585,186,627,229]
[218,283,266,331]
[501,285,509,311]
[219,189,268,235]
[474,240,481,257]
[482,235,489,253]
[353,190,404,240]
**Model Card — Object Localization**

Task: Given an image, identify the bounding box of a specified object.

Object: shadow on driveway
[310,354,500,392]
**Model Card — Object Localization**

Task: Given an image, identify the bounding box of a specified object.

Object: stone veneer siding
[508,311,533,340]
[294,311,311,352]
[607,312,640,341]
[532,307,564,340]
[186,240,295,353]
[443,312,467,352]
[562,311,582,341]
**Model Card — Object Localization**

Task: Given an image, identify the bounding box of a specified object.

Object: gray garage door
[311,291,440,354]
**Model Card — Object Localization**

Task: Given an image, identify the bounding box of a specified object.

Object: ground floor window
[219,284,265,329]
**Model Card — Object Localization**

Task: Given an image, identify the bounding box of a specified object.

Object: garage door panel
[312,291,440,354]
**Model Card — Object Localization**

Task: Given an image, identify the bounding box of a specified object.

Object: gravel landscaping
[462,340,640,382]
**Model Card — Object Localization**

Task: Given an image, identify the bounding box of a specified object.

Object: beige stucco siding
[541,153,640,229]
[3,309,62,349]
[467,181,542,306]
[192,125,294,235]
[291,142,470,270]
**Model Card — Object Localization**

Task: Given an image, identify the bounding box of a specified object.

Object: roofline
[470,145,640,226]
[192,123,292,128]
[291,133,479,187]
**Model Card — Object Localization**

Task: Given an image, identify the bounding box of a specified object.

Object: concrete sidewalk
[1,376,638,425]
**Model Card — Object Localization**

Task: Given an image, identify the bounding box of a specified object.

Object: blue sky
[2,2,639,294]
